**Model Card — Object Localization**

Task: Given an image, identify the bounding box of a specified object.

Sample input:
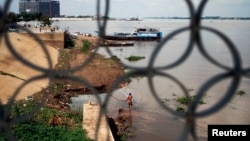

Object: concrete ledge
[83,103,115,141]
[21,32,64,49]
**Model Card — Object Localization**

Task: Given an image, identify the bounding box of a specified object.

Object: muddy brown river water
[67,19,250,140]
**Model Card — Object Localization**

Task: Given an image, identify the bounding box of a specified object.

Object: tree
[33,12,43,21]
[18,12,43,21]
[6,12,18,24]
[40,16,52,27]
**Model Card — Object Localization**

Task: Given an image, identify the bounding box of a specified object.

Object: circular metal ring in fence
[187,26,242,117]
[67,39,102,74]
[1,0,248,141]
[101,0,196,71]
[2,74,52,125]
[191,71,241,118]
[147,69,190,118]
[96,0,110,38]
[59,75,109,140]
[196,26,242,70]
[148,27,194,70]
[4,26,54,73]
[0,0,13,34]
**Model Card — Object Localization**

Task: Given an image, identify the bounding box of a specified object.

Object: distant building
[19,0,60,17]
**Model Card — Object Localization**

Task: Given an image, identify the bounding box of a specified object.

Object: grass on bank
[176,95,206,105]
[174,89,205,112]
[175,95,206,112]
[236,90,246,96]
[126,55,145,62]
[1,122,87,141]
[81,40,91,53]
[110,55,121,61]
[0,99,92,141]
[162,88,206,113]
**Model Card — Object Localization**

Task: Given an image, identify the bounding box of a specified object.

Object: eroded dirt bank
[0,33,125,108]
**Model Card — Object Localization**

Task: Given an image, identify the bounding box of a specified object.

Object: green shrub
[81,40,91,53]
[176,95,205,105]
[236,90,246,96]
[176,105,185,112]
[177,96,189,105]
[125,55,145,62]
[1,100,90,141]
[110,55,120,61]
[8,122,90,141]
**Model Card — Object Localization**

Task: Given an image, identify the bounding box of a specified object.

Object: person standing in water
[126,93,133,110]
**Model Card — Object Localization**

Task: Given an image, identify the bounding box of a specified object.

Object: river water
[53,19,250,141]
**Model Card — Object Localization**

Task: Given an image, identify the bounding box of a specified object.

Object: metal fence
[1,0,249,141]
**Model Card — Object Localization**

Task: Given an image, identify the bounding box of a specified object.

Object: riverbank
[0,32,125,104]
[0,32,126,140]
[36,35,126,111]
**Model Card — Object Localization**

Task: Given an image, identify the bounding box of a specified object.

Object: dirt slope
[0,33,125,105]
[0,32,58,104]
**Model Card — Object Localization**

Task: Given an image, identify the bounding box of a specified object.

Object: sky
[2,0,250,18]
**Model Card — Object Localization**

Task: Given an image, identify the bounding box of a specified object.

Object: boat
[101,27,162,41]
[101,41,134,47]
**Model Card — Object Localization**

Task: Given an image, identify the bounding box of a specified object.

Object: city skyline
[19,0,60,17]
[3,0,250,18]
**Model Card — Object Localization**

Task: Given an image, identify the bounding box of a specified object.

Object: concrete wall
[21,32,64,49]
[83,104,115,141]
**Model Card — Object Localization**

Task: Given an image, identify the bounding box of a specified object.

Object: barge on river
[101,28,163,41]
